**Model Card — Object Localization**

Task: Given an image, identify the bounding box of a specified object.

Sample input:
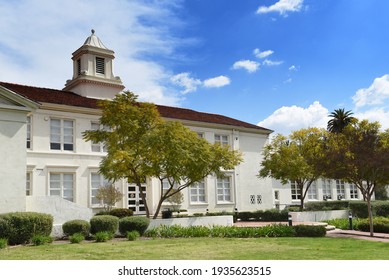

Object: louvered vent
[96,57,105,74]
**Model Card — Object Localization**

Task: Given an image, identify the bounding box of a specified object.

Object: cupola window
[96,57,105,74]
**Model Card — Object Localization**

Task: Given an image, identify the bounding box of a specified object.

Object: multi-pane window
[26,172,32,196]
[77,59,81,76]
[349,183,359,199]
[322,179,332,199]
[217,176,232,202]
[274,190,280,201]
[50,119,74,151]
[91,122,107,152]
[215,134,229,146]
[96,57,105,74]
[91,172,110,205]
[308,181,317,200]
[26,116,31,149]
[336,180,345,199]
[49,173,74,202]
[291,181,301,200]
[190,179,206,203]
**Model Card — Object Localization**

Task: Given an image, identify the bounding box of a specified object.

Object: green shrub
[90,215,119,235]
[0,238,7,249]
[119,216,150,236]
[69,233,85,244]
[235,210,288,222]
[374,201,389,217]
[94,231,114,242]
[108,208,134,218]
[0,218,10,239]
[62,219,90,237]
[349,201,369,218]
[305,201,349,211]
[127,230,141,241]
[293,225,326,237]
[356,217,389,233]
[0,212,53,245]
[31,234,53,246]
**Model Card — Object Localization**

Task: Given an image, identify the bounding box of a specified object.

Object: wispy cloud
[203,75,231,88]
[232,60,260,73]
[256,0,304,16]
[170,72,202,94]
[263,59,283,66]
[253,48,274,59]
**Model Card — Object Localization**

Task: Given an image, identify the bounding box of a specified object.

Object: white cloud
[203,76,231,88]
[253,48,274,59]
[0,0,188,106]
[354,109,389,130]
[263,59,283,66]
[289,65,298,71]
[232,60,260,73]
[258,101,329,135]
[352,74,389,108]
[257,0,304,16]
[170,72,202,94]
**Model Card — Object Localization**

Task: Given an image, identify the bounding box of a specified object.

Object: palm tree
[327,108,356,133]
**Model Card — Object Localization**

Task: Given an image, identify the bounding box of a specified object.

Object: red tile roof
[0,81,271,132]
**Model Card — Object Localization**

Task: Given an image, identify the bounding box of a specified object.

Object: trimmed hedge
[90,215,119,235]
[0,212,53,245]
[62,219,90,237]
[349,201,369,218]
[236,209,288,222]
[96,208,134,218]
[293,225,327,237]
[119,216,150,236]
[356,217,389,234]
[305,201,349,211]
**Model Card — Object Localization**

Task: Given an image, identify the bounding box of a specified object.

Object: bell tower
[63,30,125,99]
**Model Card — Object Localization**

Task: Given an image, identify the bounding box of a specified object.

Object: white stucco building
[0,31,366,223]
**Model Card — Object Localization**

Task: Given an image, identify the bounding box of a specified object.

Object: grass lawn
[1,236,389,260]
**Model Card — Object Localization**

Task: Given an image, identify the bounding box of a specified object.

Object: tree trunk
[137,182,150,218]
[367,197,374,237]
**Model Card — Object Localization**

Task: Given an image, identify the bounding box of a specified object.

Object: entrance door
[127,183,146,215]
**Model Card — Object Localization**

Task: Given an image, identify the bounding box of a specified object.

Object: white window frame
[322,179,332,200]
[190,179,206,204]
[26,115,32,149]
[50,118,74,151]
[216,175,233,203]
[215,134,229,146]
[90,122,108,153]
[349,183,359,199]
[308,181,318,200]
[336,180,345,199]
[291,181,301,200]
[90,172,111,206]
[26,171,32,196]
[49,172,75,202]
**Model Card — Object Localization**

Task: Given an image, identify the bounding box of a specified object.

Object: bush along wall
[0,212,53,245]
[235,210,288,222]
[304,201,349,211]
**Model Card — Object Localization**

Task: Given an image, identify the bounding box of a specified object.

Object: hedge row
[0,212,53,245]
[235,210,288,222]
[144,224,326,238]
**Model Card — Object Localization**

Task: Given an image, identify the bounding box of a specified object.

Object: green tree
[322,120,389,236]
[83,91,162,218]
[146,121,242,219]
[327,108,356,133]
[259,127,327,210]
[84,91,242,219]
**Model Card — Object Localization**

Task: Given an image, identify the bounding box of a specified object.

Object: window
[91,172,111,205]
[217,176,232,202]
[250,195,255,204]
[336,180,345,199]
[26,172,32,196]
[274,190,280,201]
[91,122,107,152]
[349,183,359,199]
[322,179,332,199]
[291,181,301,200]
[96,57,105,74]
[50,119,74,151]
[190,179,206,203]
[162,178,179,195]
[49,173,74,202]
[26,115,31,149]
[308,181,317,200]
[197,132,204,139]
[77,59,81,76]
[215,134,229,146]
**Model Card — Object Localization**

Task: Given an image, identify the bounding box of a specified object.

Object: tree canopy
[259,127,327,210]
[83,91,242,219]
[327,108,356,133]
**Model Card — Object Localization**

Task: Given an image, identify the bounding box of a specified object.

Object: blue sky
[1,0,389,136]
